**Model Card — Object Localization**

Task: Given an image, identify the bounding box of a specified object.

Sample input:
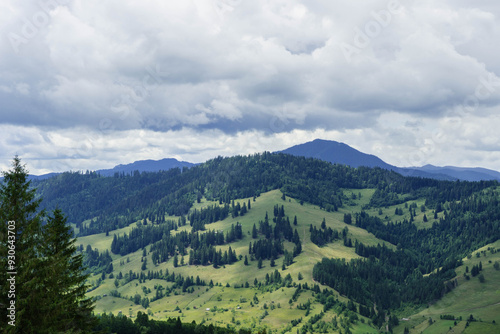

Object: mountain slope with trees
[7,153,500,333]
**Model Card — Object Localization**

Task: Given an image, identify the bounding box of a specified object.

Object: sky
[1,0,500,175]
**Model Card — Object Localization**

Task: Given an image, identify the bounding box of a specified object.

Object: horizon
[9,138,500,177]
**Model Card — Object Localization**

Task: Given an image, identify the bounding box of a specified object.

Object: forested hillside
[30,153,500,333]
[34,153,495,236]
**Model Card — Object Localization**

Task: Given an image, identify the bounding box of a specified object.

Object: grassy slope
[394,239,500,334]
[81,189,391,333]
[79,188,500,333]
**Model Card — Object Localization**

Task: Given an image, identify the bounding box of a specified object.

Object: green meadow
[78,189,500,333]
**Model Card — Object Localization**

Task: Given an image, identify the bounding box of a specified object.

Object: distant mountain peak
[278,139,395,170]
[96,158,194,176]
[279,139,500,182]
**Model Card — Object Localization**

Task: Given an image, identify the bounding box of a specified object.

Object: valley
[72,182,499,333]
[25,152,500,333]
[81,189,385,333]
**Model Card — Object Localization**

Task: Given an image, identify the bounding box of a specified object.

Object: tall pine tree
[40,208,95,331]
[0,157,45,332]
[0,157,94,332]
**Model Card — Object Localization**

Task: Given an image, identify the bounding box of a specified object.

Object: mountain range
[21,140,500,333]
[279,139,500,181]
[27,139,500,182]
[95,158,194,176]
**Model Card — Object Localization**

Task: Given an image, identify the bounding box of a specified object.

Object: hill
[30,153,500,333]
[96,158,194,176]
[279,139,500,182]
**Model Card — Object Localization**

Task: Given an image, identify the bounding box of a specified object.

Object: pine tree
[0,157,95,332]
[40,208,95,331]
[1,157,45,332]
[173,254,179,268]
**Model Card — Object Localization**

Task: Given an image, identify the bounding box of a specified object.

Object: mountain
[13,158,195,181]
[279,139,500,181]
[279,139,395,169]
[27,172,61,181]
[23,140,500,182]
[96,157,194,176]
[7,145,500,332]
[408,164,500,182]
[29,152,500,333]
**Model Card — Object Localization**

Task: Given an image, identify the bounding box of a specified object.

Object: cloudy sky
[1,0,500,175]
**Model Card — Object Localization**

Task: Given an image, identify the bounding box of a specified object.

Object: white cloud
[1,0,500,172]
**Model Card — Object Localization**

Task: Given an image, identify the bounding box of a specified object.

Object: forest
[3,153,500,332]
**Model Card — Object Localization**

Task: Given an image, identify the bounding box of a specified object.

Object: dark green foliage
[34,153,416,236]
[111,221,178,256]
[440,314,456,320]
[249,208,301,261]
[471,263,482,277]
[189,204,230,232]
[251,238,283,260]
[354,204,500,271]
[41,209,95,331]
[225,223,243,243]
[369,174,494,209]
[314,201,500,310]
[252,223,258,238]
[93,312,249,334]
[310,224,340,247]
[111,221,239,267]
[478,273,485,283]
[0,157,94,333]
[33,153,497,239]
[82,245,113,275]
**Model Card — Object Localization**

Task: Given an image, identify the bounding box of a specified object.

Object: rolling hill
[27,152,500,333]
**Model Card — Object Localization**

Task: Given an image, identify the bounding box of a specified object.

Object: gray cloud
[1,0,500,173]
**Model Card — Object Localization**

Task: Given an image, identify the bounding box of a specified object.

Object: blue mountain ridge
[278,139,500,182]
[96,158,194,176]
[25,158,194,180]
[20,139,500,182]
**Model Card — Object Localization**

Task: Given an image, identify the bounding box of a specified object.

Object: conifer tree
[0,157,95,332]
[1,157,45,332]
[40,208,95,331]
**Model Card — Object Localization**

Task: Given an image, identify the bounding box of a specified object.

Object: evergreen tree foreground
[0,157,94,333]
